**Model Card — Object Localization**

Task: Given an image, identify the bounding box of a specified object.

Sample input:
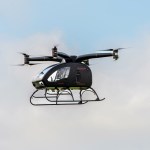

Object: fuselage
[32,62,92,90]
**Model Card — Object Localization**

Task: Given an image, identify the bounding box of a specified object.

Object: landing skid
[30,87,105,106]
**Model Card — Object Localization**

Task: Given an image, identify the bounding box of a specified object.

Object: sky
[1,0,150,150]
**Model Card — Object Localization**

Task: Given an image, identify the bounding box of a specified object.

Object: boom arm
[22,53,62,65]
[57,52,72,62]
[28,56,62,62]
[76,51,118,62]
[20,47,120,65]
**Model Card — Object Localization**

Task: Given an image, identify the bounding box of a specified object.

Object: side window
[48,67,70,82]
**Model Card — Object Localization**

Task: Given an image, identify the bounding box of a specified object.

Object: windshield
[34,65,56,81]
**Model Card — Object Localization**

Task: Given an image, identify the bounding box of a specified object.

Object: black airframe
[20,46,121,105]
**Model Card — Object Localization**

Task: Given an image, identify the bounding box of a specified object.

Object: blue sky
[1,0,150,49]
[1,1,150,150]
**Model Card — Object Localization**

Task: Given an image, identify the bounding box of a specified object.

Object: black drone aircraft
[20,46,122,105]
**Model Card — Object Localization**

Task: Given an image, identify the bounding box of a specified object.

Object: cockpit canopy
[34,64,70,82]
[34,65,56,81]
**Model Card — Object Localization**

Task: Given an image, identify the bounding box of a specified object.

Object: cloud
[1,31,150,150]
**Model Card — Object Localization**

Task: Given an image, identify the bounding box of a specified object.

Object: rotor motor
[113,50,119,60]
[52,46,58,57]
[24,54,29,64]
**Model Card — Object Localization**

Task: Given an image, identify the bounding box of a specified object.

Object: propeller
[12,63,42,66]
[97,48,125,52]
[26,63,42,66]
[19,52,29,56]
[96,48,127,60]
[17,52,42,66]
[18,52,30,65]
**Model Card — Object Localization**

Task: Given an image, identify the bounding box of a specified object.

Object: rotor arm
[57,52,72,62]
[28,56,62,62]
[23,55,62,65]
[75,52,114,62]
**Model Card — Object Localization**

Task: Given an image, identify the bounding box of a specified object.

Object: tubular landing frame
[30,87,105,105]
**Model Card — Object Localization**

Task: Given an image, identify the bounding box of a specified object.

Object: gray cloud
[0,31,150,150]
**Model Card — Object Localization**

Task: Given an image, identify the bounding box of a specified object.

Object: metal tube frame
[30,87,105,106]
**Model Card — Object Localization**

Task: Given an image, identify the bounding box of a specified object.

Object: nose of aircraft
[32,81,45,89]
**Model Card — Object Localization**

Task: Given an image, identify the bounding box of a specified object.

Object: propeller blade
[28,63,42,66]
[18,52,30,57]
[97,49,113,51]
[12,63,42,66]
[97,48,125,51]
[18,52,55,58]
[11,64,25,66]
[114,48,125,51]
